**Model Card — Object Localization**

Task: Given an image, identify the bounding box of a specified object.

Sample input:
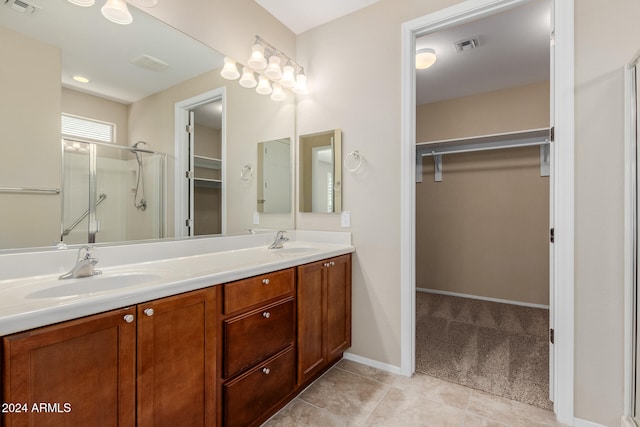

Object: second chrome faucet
[268,231,289,249]
[59,246,102,279]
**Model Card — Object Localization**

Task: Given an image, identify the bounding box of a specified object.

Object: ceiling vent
[131,54,170,72]
[454,37,480,52]
[4,0,40,14]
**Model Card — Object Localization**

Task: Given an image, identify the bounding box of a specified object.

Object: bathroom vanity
[0,233,353,427]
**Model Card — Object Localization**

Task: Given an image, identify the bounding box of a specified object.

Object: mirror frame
[298,129,342,213]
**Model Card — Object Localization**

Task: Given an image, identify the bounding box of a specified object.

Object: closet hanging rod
[420,139,550,158]
[0,187,60,195]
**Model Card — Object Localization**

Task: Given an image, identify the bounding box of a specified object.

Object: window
[61,114,115,143]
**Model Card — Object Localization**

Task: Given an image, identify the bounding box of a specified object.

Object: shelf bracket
[434,154,442,182]
[540,144,550,177]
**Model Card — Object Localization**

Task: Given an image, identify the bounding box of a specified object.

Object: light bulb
[415,48,437,70]
[248,44,267,70]
[293,73,308,95]
[256,76,272,95]
[264,56,282,80]
[279,64,295,88]
[239,67,257,88]
[220,57,240,80]
[101,0,133,25]
[271,84,286,102]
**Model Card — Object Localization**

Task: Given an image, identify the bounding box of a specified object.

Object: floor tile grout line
[358,383,393,427]
[333,364,398,386]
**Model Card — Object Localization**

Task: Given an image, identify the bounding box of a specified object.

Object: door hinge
[549,126,555,142]
[549,228,555,243]
[185,219,193,227]
[549,328,555,344]
[186,124,193,133]
[186,170,194,179]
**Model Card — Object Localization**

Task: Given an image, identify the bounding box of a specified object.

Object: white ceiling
[0,0,224,104]
[257,0,551,106]
[255,0,382,35]
[415,0,551,105]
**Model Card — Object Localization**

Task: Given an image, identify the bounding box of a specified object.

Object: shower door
[61,140,166,245]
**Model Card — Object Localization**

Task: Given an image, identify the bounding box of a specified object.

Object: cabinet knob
[324,263,329,267]
[262,312,271,319]
[144,308,154,317]
[262,367,271,375]
[123,314,135,323]
[330,261,335,266]
[262,278,270,285]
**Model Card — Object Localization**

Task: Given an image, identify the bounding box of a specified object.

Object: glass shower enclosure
[61,140,166,245]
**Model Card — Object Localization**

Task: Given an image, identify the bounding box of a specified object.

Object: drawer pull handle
[262,278,270,285]
[262,312,271,319]
[144,308,154,317]
[262,367,271,375]
[123,314,135,323]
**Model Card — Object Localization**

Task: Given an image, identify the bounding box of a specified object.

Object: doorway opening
[400,0,575,422]
[174,88,226,238]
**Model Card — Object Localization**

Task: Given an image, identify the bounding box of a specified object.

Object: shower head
[132,141,147,149]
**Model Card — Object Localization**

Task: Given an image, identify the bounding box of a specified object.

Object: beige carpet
[415,291,552,410]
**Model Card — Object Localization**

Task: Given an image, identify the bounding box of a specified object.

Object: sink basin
[271,247,315,255]
[26,272,164,299]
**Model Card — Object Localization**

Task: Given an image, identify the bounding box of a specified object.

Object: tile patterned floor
[263,359,568,427]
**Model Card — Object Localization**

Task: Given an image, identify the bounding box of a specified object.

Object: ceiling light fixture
[220,35,308,102]
[415,48,437,70]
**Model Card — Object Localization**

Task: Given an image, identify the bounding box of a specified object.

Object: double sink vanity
[0,231,353,426]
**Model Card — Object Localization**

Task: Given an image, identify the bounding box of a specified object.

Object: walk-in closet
[414,0,553,410]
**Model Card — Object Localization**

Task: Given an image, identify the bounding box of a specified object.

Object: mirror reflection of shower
[131,141,147,211]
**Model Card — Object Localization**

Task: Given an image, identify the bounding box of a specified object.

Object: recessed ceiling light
[416,48,437,70]
[72,75,90,83]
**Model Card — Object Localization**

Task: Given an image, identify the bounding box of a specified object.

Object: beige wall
[416,81,551,141]
[416,83,550,306]
[0,27,61,249]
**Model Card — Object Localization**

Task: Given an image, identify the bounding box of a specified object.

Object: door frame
[399,0,574,423]
[174,87,226,237]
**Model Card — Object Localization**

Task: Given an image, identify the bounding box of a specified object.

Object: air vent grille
[454,37,480,52]
[4,0,39,14]
[131,54,170,72]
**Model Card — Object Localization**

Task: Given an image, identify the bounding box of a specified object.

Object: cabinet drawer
[223,298,294,378]
[223,268,294,314]
[223,347,295,427]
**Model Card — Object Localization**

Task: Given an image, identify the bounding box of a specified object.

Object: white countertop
[0,231,354,336]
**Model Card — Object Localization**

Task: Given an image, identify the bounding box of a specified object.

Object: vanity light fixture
[271,84,286,102]
[256,75,272,95]
[67,0,158,25]
[239,67,257,88]
[416,48,437,70]
[220,57,240,80]
[220,35,308,101]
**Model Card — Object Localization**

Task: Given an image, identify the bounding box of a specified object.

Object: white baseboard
[573,418,607,427]
[416,287,550,309]
[342,352,407,376]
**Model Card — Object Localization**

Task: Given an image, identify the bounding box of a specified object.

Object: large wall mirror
[0,0,295,252]
[298,129,342,213]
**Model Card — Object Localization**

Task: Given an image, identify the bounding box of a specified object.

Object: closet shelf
[416,127,551,183]
[194,155,222,170]
[194,178,222,189]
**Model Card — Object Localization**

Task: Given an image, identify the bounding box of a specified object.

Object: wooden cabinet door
[137,289,215,427]
[325,254,352,363]
[296,260,326,385]
[2,307,136,427]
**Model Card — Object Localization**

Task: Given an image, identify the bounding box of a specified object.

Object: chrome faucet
[59,246,102,279]
[268,231,289,249]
